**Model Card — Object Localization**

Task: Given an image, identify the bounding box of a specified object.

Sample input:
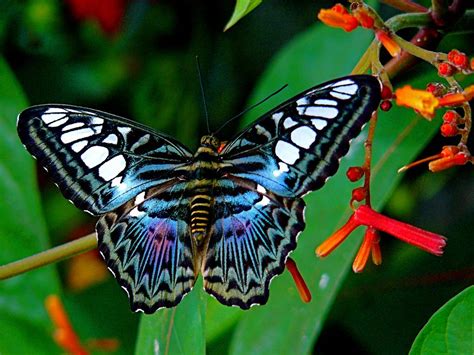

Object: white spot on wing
[299,106,338,118]
[275,140,300,165]
[42,108,67,124]
[99,155,127,181]
[333,84,358,95]
[331,79,354,87]
[256,184,266,194]
[257,195,270,206]
[311,118,328,130]
[118,126,132,135]
[61,128,95,143]
[91,117,104,125]
[273,162,289,177]
[283,117,298,129]
[130,206,145,217]
[296,97,309,106]
[103,134,118,145]
[71,140,88,153]
[81,146,109,168]
[62,122,85,131]
[135,191,146,205]
[111,176,124,187]
[291,126,316,149]
[314,99,337,106]
[48,117,69,127]
[330,91,351,100]
[272,112,283,123]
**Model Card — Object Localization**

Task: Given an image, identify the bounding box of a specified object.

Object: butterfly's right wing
[17,104,193,215]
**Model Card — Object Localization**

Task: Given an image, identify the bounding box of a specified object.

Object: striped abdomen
[190,186,213,244]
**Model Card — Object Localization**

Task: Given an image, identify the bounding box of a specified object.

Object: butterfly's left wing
[220,75,381,198]
[17,104,193,215]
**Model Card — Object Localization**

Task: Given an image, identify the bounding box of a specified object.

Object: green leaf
[226,24,441,354]
[135,279,206,354]
[224,0,262,31]
[410,286,474,355]
[0,57,61,352]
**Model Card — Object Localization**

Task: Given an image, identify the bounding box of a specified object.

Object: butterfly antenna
[213,83,288,136]
[196,56,211,135]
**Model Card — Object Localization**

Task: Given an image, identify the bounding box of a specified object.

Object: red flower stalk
[45,295,89,355]
[316,205,446,272]
[286,258,312,303]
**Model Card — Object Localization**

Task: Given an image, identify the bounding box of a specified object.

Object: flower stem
[0,233,97,280]
[380,0,428,13]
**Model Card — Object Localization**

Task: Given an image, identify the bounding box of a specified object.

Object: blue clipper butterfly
[17,75,381,313]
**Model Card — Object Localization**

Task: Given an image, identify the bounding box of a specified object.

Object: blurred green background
[0,0,472,354]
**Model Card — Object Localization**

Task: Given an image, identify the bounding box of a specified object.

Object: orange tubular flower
[316,205,446,273]
[395,85,439,119]
[428,146,470,172]
[438,85,474,106]
[375,30,402,57]
[317,4,359,32]
[45,295,89,355]
[286,258,312,303]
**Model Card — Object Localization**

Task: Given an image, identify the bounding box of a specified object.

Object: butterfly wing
[203,75,380,307]
[96,181,196,313]
[202,177,305,308]
[220,75,381,198]
[17,104,192,215]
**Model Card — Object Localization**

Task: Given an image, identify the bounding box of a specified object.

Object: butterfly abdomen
[190,184,213,244]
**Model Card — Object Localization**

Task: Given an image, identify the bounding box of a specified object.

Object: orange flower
[286,258,311,303]
[438,85,474,106]
[395,85,439,119]
[316,205,446,273]
[45,295,120,354]
[317,4,359,32]
[428,146,470,172]
[45,295,88,355]
[375,30,402,57]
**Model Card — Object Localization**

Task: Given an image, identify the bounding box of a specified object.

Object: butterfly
[17,75,381,313]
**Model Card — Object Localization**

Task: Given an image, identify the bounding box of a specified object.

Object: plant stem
[0,233,97,280]
[380,0,428,13]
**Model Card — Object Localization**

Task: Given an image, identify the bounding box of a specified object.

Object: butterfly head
[200,135,220,151]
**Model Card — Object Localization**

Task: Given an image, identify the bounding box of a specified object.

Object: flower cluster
[313,2,472,275]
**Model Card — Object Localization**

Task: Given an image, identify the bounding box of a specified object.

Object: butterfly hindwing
[202,177,305,308]
[17,105,192,215]
[220,75,381,198]
[96,181,196,313]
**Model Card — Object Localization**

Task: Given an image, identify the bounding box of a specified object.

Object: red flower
[67,0,125,36]
[317,4,359,32]
[316,205,446,273]
[286,258,311,303]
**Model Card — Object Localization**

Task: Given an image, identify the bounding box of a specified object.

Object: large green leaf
[410,286,473,355]
[0,57,60,352]
[135,279,206,354]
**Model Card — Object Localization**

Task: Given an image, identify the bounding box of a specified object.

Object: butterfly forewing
[17,105,192,215]
[220,75,381,198]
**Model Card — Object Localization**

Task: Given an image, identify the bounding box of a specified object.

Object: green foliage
[0,57,60,353]
[224,0,262,31]
[411,286,474,355]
